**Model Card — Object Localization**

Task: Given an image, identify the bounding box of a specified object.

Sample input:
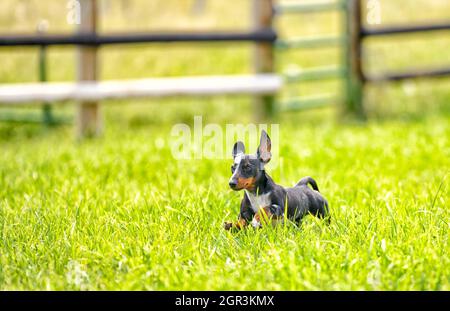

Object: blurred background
[0,0,449,136]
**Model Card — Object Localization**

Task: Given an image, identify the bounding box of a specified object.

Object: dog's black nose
[229,180,237,189]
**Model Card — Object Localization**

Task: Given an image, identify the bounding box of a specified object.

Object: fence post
[253,0,275,120]
[77,0,101,138]
[37,20,53,126]
[344,0,365,118]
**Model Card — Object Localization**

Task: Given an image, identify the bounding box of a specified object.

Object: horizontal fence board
[366,67,450,82]
[0,30,277,46]
[276,35,345,50]
[361,22,450,37]
[0,75,283,104]
[277,94,337,111]
[283,65,346,82]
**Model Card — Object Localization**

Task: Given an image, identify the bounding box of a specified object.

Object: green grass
[0,112,448,290]
[0,0,449,290]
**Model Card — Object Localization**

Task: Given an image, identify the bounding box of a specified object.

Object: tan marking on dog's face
[236,177,256,191]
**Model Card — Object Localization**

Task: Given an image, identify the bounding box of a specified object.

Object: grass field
[0,0,449,290]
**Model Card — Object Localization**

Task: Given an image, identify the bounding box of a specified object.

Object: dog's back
[285,177,329,223]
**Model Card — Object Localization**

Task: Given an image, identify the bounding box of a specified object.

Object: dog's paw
[251,218,262,228]
[223,222,233,231]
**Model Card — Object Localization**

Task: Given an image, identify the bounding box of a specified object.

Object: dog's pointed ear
[232,141,245,158]
[257,130,271,163]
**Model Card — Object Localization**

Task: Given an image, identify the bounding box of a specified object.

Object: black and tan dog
[224,130,329,230]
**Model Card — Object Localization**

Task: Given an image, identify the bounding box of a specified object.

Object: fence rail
[276,35,344,50]
[277,94,338,111]
[367,67,450,82]
[284,66,346,83]
[361,22,450,37]
[0,75,282,104]
[0,30,277,46]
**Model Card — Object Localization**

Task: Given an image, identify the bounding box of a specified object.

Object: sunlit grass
[0,110,448,290]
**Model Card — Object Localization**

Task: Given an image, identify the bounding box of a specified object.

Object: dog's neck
[247,170,274,195]
[244,171,274,213]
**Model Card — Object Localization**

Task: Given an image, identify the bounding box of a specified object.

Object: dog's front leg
[252,204,284,227]
[224,199,253,231]
[269,204,285,225]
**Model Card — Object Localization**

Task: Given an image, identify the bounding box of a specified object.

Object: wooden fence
[1,0,450,137]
